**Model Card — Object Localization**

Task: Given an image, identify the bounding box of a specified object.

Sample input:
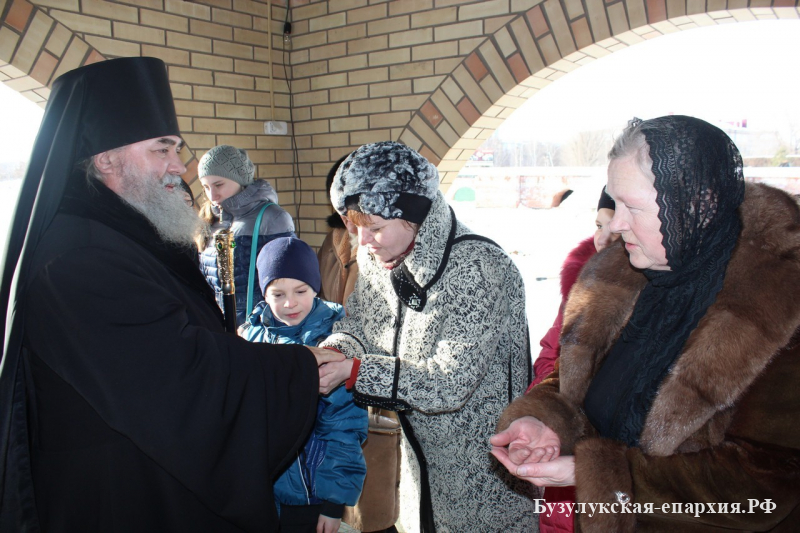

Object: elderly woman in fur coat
[318,141,535,532]
[491,115,800,532]
[530,188,618,533]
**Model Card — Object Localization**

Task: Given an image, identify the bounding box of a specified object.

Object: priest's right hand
[307,346,345,368]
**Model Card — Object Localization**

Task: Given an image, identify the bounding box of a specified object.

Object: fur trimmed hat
[330,141,439,224]
[257,237,321,295]
[198,145,255,187]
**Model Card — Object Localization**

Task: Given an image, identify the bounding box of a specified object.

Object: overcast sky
[0,83,42,164]
[497,19,800,143]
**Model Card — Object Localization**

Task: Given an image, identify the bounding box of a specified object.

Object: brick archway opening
[393,7,800,191]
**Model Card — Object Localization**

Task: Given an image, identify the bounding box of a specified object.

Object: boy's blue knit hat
[257,237,321,295]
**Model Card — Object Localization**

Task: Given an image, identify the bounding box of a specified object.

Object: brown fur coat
[499,183,800,532]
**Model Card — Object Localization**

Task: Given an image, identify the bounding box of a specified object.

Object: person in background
[242,237,367,533]
[317,154,359,306]
[492,115,800,532]
[178,178,195,208]
[197,145,295,326]
[0,57,339,531]
[317,155,403,533]
[317,141,535,532]
[529,188,617,533]
[175,179,201,262]
[532,188,617,388]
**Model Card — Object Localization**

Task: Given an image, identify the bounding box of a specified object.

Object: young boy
[242,236,368,533]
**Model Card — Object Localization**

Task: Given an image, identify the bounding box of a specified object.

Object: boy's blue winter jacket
[243,298,367,518]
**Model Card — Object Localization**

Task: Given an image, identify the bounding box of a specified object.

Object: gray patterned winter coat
[320,191,536,532]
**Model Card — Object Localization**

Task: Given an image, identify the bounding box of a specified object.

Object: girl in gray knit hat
[319,141,536,532]
[197,145,295,327]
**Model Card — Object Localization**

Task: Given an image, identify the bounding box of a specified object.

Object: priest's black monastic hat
[60,56,180,162]
[1,56,180,347]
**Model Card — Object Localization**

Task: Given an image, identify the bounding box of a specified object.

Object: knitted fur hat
[331,141,439,224]
[257,237,321,295]
[198,145,255,187]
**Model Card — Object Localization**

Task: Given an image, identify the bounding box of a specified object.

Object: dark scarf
[584,116,745,446]
[59,174,221,319]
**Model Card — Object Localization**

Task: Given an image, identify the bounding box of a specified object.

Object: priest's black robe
[11,177,318,532]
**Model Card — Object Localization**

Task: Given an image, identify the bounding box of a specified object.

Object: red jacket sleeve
[530,308,563,390]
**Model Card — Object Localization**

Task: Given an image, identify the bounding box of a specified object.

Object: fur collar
[561,183,800,456]
[331,227,356,266]
[560,236,596,301]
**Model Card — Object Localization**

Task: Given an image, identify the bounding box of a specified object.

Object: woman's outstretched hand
[495,454,576,487]
[490,416,574,486]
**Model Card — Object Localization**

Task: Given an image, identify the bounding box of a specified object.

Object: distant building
[450,165,800,208]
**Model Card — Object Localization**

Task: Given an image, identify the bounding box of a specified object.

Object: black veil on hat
[0,57,180,529]
[584,115,745,447]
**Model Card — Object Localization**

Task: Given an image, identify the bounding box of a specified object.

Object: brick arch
[0,1,203,196]
[395,2,800,189]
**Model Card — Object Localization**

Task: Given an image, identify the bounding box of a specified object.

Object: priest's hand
[307,346,345,367]
[319,358,353,395]
[490,416,562,476]
[316,514,341,533]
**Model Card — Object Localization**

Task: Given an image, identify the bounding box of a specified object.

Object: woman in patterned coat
[318,142,535,532]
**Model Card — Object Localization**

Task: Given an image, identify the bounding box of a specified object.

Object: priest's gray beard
[115,158,208,249]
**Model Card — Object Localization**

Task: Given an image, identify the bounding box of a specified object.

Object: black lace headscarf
[584,115,745,446]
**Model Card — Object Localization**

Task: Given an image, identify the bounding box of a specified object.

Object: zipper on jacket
[297,455,311,505]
